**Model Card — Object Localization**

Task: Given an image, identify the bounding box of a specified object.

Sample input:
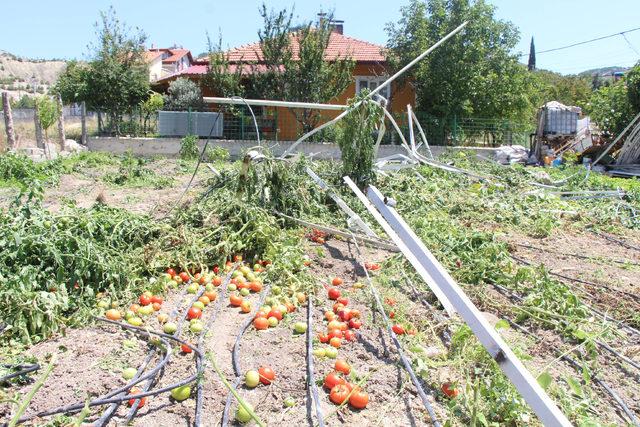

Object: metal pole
[349,181,572,427]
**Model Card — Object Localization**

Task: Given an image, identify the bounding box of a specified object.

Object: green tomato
[268,316,278,327]
[97,300,110,309]
[228,283,237,292]
[187,283,199,294]
[205,283,214,292]
[271,286,282,295]
[232,271,243,279]
[122,367,137,380]
[236,403,253,424]
[43,220,52,228]
[246,272,256,282]
[325,347,338,359]
[284,396,296,407]
[171,385,191,401]
[312,348,326,358]
[190,321,204,333]
[163,322,178,334]
[245,370,260,388]
[168,280,179,288]
[293,322,307,334]
[125,310,136,320]
[192,301,205,310]
[128,317,143,327]
[240,288,250,297]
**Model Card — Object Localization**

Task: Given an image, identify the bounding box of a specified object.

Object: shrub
[180,135,200,160]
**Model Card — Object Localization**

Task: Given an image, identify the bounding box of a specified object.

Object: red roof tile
[224,32,385,63]
[155,63,277,84]
[144,50,164,62]
[162,49,191,63]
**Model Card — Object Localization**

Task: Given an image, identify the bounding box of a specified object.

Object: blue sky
[2,0,639,75]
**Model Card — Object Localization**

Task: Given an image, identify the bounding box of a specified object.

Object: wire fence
[1,103,534,149]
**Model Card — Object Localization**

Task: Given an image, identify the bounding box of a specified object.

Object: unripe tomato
[230,294,243,307]
[240,301,252,313]
[329,337,341,348]
[105,309,121,321]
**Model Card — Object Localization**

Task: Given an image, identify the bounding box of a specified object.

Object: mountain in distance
[0,50,67,96]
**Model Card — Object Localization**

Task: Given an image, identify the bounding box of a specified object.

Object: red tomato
[392,324,405,335]
[338,309,352,321]
[150,296,163,305]
[336,297,349,306]
[187,307,202,320]
[318,333,329,343]
[181,343,193,354]
[328,288,341,300]
[348,319,362,329]
[152,302,162,311]
[344,330,356,341]
[329,337,341,348]
[389,311,395,319]
[349,389,369,409]
[334,360,351,374]
[254,317,269,330]
[328,330,343,340]
[250,281,263,292]
[258,366,275,385]
[441,382,459,398]
[330,384,350,405]
[139,294,152,306]
[267,309,283,321]
[179,272,190,283]
[324,372,345,390]
[166,268,176,277]
[213,265,220,274]
[128,387,147,408]
[229,294,243,307]
[385,298,396,306]
[331,277,343,286]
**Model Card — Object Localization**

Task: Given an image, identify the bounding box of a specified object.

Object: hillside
[578,65,630,77]
[0,50,67,96]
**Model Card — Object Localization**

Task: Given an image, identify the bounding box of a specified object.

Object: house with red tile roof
[145,47,204,82]
[153,23,415,140]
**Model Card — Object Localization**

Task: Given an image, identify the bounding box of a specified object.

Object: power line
[519,26,640,57]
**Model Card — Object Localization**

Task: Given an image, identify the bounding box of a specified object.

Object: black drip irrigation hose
[491,283,640,374]
[221,284,271,427]
[349,234,442,427]
[15,319,202,424]
[306,296,325,427]
[0,364,40,384]
[591,229,640,253]
[511,254,640,304]
[194,266,237,427]
[503,317,640,426]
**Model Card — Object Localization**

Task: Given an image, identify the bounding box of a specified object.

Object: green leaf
[536,371,553,390]
[572,329,588,341]
[494,319,510,330]
[566,376,583,397]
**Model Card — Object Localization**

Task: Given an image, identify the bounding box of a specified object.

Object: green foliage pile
[336,93,384,188]
[102,154,174,189]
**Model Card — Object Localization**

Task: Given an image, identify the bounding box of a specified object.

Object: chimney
[332,20,344,35]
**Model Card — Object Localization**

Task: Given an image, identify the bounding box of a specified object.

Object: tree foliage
[163,78,203,111]
[531,70,592,109]
[53,7,149,135]
[35,96,60,140]
[385,0,536,122]
[585,63,640,136]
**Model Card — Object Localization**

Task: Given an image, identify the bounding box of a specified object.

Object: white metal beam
[202,97,347,111]
[357,183,572,427]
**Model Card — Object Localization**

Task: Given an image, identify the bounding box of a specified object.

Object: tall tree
[527,37,536,71]
[52,7,150,136]
[386,0,537,122]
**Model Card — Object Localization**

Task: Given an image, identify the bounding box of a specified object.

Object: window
[355,76,390,100]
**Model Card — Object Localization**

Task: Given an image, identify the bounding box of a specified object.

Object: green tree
[626,63,640,112]
[386,0,536,122]
[10,94,35,109]
[532,70,592,109]
[586,80,634,136]
[201,33,245,99]
[36,96,60,142]
[527,37,536,71]
[140,92,163,135]
[163,78,203,111]
[52,7,149,135]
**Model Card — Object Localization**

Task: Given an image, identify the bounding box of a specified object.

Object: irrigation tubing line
[194,265,238,427]
[512,242,640,267]
[221,283,271,427]
[503,317,640,426]
[510,253,640,304]
[590,229,640,253]
[491,283,640,374]
[16,319,203,424]
[349,232,442,427]
[306,296,325,427]
[0,364,40,384]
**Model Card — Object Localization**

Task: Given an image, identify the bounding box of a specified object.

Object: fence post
[81,102,87,145]
[56,93,65,149]
[2,91,16,150]
[452,114,458,145]
[241,110,245,140]
[34,101,44,149]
